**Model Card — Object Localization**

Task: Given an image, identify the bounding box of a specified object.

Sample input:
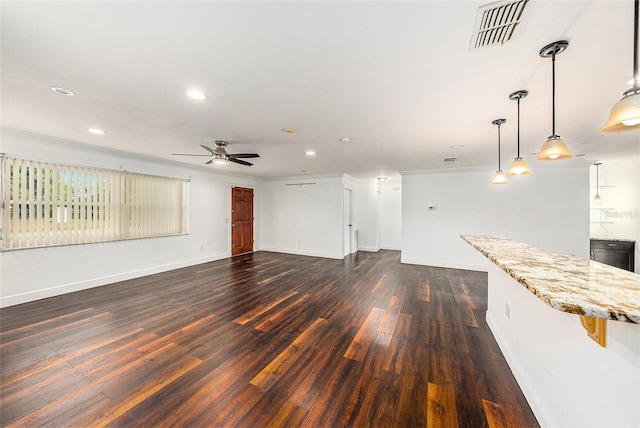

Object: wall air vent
[470,0,528,50]
[444,157,457,163]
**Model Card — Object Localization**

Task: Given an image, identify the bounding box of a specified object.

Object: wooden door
[231,186,254,256]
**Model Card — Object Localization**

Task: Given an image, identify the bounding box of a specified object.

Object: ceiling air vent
[470,0,528,50]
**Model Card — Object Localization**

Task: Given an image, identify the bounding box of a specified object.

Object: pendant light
[601,0,640,132]
[491,118,508,184]
[536,40,573,161]
[508,90,531,175]
[593,162,603,205]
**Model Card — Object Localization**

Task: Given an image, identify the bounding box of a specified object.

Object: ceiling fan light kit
[601,0,640,132]
[172,140,259,166]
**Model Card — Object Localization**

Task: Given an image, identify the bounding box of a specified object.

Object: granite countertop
[461,235,640,324]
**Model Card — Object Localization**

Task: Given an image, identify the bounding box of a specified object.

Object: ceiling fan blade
[171,153,211,157]
[228,153,260,159]
[200,144,216,154]
[205,159,213,165]
[229,158,253,166]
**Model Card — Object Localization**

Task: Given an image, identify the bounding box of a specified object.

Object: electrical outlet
[200,245,204,252]
[505,302,510,318]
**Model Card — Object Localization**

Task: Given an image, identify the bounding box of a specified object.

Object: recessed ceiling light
[186,89,207,100]
[87,128,105,135]
[306,150,316,156]
[282,128,296,134]
[450,145,465,149]
[51,86,74,96]
[338,138,351,142]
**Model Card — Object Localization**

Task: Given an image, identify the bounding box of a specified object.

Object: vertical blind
[1,156,189,250]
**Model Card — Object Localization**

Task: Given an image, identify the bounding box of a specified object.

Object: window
[1,156,189,250]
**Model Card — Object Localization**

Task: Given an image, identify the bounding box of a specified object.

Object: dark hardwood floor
[0,250,538,427]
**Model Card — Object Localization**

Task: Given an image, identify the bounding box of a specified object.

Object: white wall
[356,180,379,252]
[0,130,260,307]
[486,263,640,428]
[590,157,640,273]
[380,178,402,250]
[259,175,344,259]
[401,165,590,270]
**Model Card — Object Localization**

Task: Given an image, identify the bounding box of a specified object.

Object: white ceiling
[1,1,638,180]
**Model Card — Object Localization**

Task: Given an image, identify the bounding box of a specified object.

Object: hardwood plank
[427,382,459,428]
[483,399,514,428]
[232,390,289,427]
[343,307,386,361]
[382,312,412,375]
[298,358,361,427]
[378,295,403,335]
[287,326,358,410]
[396,373,428,427]
[255,294,312,332]
[267,401,308,428]
[336,340,388,427]
[233,289,298,325]
[363,369,403,426]
[250,317,327,390]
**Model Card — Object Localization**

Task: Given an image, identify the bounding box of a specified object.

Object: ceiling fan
[172,141,259,166]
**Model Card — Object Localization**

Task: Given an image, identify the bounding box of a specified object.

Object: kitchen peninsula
[462,235,640,428]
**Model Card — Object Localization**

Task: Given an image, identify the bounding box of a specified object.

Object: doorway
[231,186,254,256]
[344,188,353,256]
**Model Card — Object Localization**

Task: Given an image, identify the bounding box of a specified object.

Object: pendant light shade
[508,90,531,175]
[508,158,531,175]
[601,88,640,131]
[601,0,640,132]
[492,170,509,184]
[537,40,573,161]
[593,193,602,204]
[536,136,573,161]
[593,162,603,204]
[491,118,508,185]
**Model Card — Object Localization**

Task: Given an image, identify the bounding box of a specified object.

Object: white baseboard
[357,246,379,252]
[380,245,401,251]
[399,257,487,272]
[0,252,229,308]
[259,246,344,260]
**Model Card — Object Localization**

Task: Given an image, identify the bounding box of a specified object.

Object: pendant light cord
[634,0,639,87]
[551,52,556,136]
[517,98,521,157]
[497,123,502,170]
